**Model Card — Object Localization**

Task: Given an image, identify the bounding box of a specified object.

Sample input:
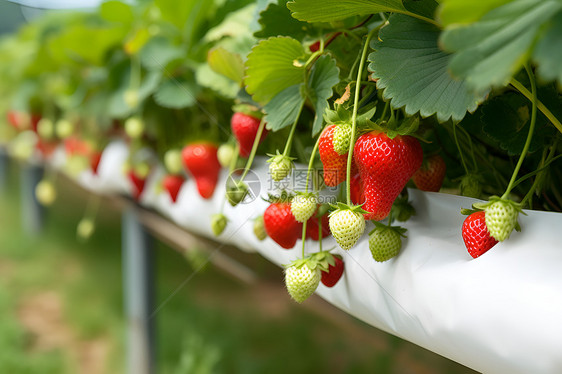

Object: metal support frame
[0,150,8,192]
[122,204,156,374]
[20,162,43,235]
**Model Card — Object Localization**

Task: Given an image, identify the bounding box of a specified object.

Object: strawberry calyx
[285,255,322,271]
[328,201,369,216]
[262,190,294,204]
[231,104,263,120]
[390,196,416,222]
[368,221,407,238]
[473,196,525,215]
[308,251,337,273]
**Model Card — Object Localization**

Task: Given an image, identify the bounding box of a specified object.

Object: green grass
[0,160,476,374]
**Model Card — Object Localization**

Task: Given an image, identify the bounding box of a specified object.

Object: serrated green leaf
[481,92,554,156]
[287,0,407,23]
[440,0,562,93]
[245,36,306,105]
[369,14,484,122]
[264,84,305,131]
[437,0,512,26]
[154,79,198,109]
[100,1,134,24]
[254,0,318,40]
[139,37,185,71]
[403,0,438,19]
[207,47,244,84]
[306,55,340,136]
[533,11,562,86]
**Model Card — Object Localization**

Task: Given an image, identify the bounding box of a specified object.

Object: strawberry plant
[1,0,562,304]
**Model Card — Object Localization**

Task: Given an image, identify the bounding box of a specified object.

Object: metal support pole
[122,205,155,374]
[20,162,43,235]
[0,149,8,192]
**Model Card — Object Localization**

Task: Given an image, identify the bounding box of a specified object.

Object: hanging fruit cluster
[1,0,561,303]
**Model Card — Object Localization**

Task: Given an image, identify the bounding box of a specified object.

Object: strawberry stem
[452,122,469,174]
[282,101,305,157]
[510,78,562,135]
[346,27,378,205]
[240,117,266,182]
[301,219,307,258]
[305,135,322,193]
[502,64,537,199]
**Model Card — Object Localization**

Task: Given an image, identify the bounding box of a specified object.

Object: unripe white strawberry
[290,194,317,223]
[124,117,144,139]
[253,215,267,241]
[35,179,56,206]
[329,205,365,250]
[285,261,320,303]
[267,153,293,182]
[77,217,95,241]
[211,213,228,236]
[37,118,54,139]
[333,123,352,155]
[164,149,183,175]
[55,118,74,139]
[124,89,139,109]
[217,143,235,168]
[484,198,520,242]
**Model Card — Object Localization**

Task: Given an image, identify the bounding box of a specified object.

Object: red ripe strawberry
[354,131,422,221]
[305,211,330,240]
[263,202,302,249]
[162,174,184,203]
[64,136,91,157]
[231,112,268,158]
[36,139,58,157]
[319,125,356,187]
[321,255,344,288]
[127,171,146,201]
[181,143,221,199]
[309,41,320,52]
[6,110,26,130]
[350,173,365,206]
[462,211,498,258]
[90,151,102,175]
[412,154,446,192]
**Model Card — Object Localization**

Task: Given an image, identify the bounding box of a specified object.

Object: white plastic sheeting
[58,141,562,374]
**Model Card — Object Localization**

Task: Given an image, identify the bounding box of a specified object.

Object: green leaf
[207,47,244,84]
[254,0,318,40]
[480,92,554,156]
[99,1,134,24]
[369,14,484,122]
[533,11,562,86]
[108,70,162,118]
[139,37,185,71]
[306,55,340,135]
[287,0,408,23]
[437,0,512,26]
[440,0,562,93]
[245,36,306,105]
[263,84,305,131]
[196,64,240,98]
[154,78,198,109]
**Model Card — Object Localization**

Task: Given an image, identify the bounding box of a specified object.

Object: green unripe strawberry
[37,118,54,139]
[55,119,74,139]
[211,213,228,236]
[124,89,140,109]
[484,197,521,242]
[368,223,406,262]
[77,217,95,242]
[125,117,144,139]
[217,143,235,168]
[164,149,183,175]
[328,204,366,250]
[35,179,56,206]
[285,259,320,303]
[333,123,352,155]
[253,215,267,241]
[290,193,317,223]
[267,153,294,182]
